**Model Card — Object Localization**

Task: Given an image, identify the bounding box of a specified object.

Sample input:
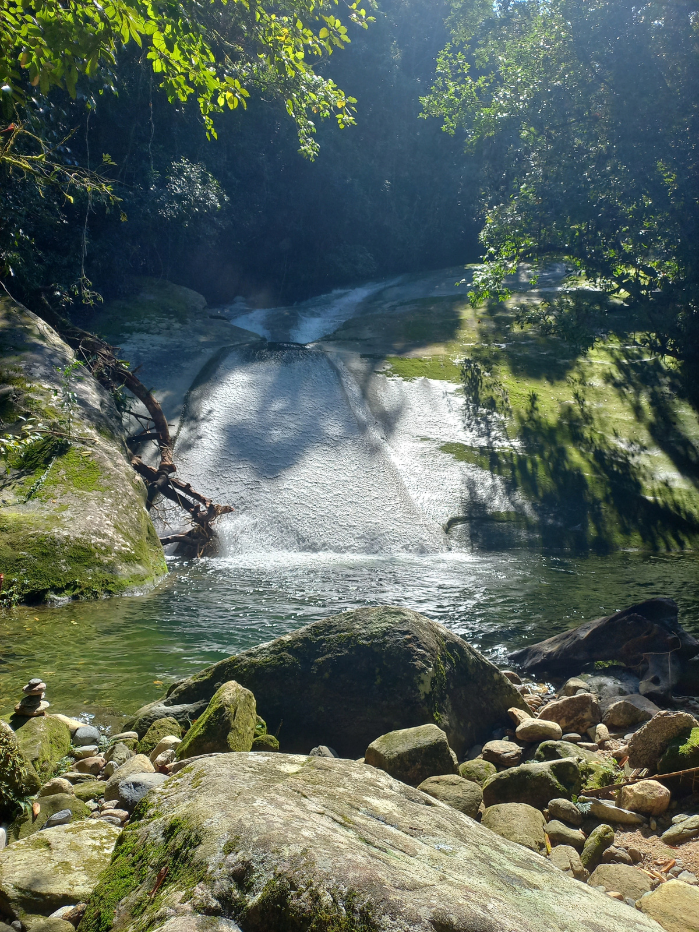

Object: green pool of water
[2,549,698,727]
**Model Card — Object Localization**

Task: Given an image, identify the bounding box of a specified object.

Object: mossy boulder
[0,296,166,603]
[458,758,497,786]
[78,753,663,932]
[132,606,527,759]
[13,716,71,781]
[8,793,90,841]
[251,734,280,752]
[176,681,256,759]
[534,740,603,764]
[365,724,457,786]
[0,721,40,819]
[136,718,182,757]
[72,780,105,803]
[482,759,582,810]
[482,803,547,853]
[0,821,120,919]
[658,726,699,774]
[417,774,482,817]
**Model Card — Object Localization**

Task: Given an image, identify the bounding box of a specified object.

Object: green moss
[93,278,206,341]
[238,874,379,932]
[385,355,462,382]
[580,759,620,792]
[39,447,105,495]
[251,734,280,752]
[0,510,164,603]
[658,726,699,773]
[137,717,182,756]
[79,817,207,932]
[176,681,256,758]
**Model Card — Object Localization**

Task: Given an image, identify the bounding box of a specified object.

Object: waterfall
[174,342,447,555]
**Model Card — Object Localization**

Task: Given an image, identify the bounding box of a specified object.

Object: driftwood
[49,316,233,556]
[582,764,699,798]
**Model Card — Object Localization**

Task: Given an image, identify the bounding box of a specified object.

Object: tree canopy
[1,0,372,155]
[423,0,699,387]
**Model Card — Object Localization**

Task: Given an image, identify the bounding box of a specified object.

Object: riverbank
[2,603,699,932]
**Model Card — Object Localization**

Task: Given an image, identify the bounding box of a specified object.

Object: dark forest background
[4,0,480,312]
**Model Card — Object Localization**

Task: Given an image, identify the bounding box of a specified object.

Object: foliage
[1,0,373,157]
[423,0,699,391]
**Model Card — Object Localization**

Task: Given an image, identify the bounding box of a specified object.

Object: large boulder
[482,758,581,809]
[0,722,40,820]
[176,682,256,759]
[627,711,698,770]
[0,821,120,919]
[509,598,699,687]
[78,753,663,932]
[0,296,166,603]
[364,724,457,786]
[13,717,71,781]
[129,606,527,758]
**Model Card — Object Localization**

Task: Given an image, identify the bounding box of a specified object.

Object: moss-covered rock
[72,780,105,803]
[77,753,662,932]
[133,605,527,759]
[0,820,120,919]
[482,759,582,810]
[0,721,40,820]
[458,758,497,786]
[251,734,280,752]
[482,803,547,853]
[0,297,166,603]
[136,718,182,757]
[176,681,256,759]
[13,716,71,781]
[658,726,699,774]
[8,793,90,841]
[364,724,457,786]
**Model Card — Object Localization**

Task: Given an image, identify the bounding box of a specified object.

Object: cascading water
[174,341,447,555]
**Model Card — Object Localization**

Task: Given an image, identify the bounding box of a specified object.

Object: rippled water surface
[2,549,698,723]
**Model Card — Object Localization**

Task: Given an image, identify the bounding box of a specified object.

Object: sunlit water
[2,269,698,724]
[2,550,698,723]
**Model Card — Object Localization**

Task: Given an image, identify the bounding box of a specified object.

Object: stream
[2,269,699,723]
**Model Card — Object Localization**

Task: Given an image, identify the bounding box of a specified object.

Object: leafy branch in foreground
[1,0,374,157]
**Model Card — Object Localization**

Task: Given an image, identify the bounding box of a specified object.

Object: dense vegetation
[424,0,699,395]
[1,0,697,401]
[1,0,477,314]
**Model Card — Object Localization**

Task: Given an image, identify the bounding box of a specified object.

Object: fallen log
[44,313,233,556]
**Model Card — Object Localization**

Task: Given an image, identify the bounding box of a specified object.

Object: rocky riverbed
[2,601,699,932]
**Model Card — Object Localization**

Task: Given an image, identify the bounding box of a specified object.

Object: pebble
[38,777,75,797]
[628,847,643,864]
[100,815,124,827]
[515,719,563,743]
[562,733,582,743]
[677,871,698,885]
[503,671,522,684]
[109,731,139,743]
[101,808,128,822]
[42,809,73,829]
[73,746,99,760]
[547,798,583,827]
[0,827,5,851]
[602,846,633,865]
[73,756,105,775]
[73,724,101,747]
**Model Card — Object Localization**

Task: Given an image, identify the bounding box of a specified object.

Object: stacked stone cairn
[14,678,49,717]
